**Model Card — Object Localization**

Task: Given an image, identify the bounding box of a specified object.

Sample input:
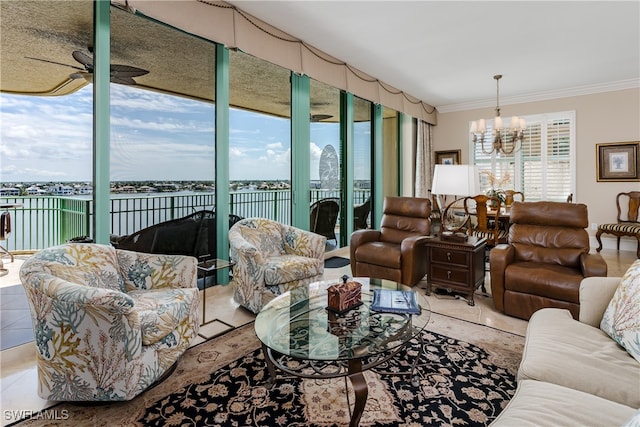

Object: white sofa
[492,274,640,426]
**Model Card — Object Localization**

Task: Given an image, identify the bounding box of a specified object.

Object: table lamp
[431,164,479,238]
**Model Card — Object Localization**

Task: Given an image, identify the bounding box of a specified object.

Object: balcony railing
[1,189,370,252]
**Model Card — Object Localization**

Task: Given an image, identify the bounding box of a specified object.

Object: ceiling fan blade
[311,114,333,122]
[110,64,149,78]
[72,50,93,69]
[25,56,84,71]
[110,76,137,85]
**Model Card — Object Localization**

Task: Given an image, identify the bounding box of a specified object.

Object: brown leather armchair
[350,196,431,286]
[490,201,607,320]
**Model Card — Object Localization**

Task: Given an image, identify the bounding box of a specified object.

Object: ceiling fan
[311,114,332,122]
[26,49,149,85]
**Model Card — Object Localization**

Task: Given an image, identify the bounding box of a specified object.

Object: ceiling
[2,1,638,116]
[227,0,640,112]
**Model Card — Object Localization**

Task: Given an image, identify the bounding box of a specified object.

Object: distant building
[0,187,20,196]
[155,183,179,192]
[26,185,46,195]
[117,186,137,194]
[74,185,93,195]
[47,184,74,195]
[138,186,157,193]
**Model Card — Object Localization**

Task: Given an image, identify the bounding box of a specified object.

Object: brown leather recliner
[490,201,607,320]
[350,196,431,286]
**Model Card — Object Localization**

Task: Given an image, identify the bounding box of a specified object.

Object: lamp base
[441,231,468,242]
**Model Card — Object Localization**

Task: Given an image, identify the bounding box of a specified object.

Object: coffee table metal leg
[262,344,278,388]
[411,332,424,387]
[348,358,367,427]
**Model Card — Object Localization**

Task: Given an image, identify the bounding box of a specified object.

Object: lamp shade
[431,164,479,197]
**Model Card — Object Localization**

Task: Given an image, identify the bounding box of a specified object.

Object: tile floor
[0,247,636,426]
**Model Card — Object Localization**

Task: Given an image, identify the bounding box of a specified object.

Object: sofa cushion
[518,308,640,408]
[129,288,194,346]
[491,380,636,427]
[263,255,323,286]
[601,259,640,362]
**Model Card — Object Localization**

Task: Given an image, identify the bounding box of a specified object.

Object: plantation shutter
[544,118,572,201]
[471,111,575,202]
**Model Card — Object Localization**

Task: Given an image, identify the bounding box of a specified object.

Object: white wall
[431,87,640,251]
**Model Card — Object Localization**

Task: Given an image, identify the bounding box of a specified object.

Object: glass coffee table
[255,277,431,427]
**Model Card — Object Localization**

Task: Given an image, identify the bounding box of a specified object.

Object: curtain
[414,120,433,198]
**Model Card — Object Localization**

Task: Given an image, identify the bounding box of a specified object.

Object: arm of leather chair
[349,229,381,255]
[580,252,608,277]
[400,235,431,285]
[489,244,515,313]
[400,235,430,253]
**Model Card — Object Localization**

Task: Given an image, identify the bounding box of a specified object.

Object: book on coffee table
[371,289,421,315]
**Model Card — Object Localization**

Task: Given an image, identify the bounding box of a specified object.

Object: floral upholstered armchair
[229,218,326,313]
[19,243,200,402]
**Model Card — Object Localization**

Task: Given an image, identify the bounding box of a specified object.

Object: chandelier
[470,75,526,155]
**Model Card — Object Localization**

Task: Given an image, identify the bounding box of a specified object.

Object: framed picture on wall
[435,150,461,165]
[596,141,640,182]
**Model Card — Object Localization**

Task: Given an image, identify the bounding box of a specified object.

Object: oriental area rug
[13,313,524,427]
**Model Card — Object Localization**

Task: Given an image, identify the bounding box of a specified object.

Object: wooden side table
[424,236,486,306]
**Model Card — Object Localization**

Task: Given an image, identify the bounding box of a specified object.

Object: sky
[1,84,371,184]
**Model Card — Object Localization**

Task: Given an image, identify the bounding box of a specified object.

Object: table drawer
[430,248,469,267]
[431,264,469,287]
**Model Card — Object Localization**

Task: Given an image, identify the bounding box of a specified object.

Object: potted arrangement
[480,171,510,209]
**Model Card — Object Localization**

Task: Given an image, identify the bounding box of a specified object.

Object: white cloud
[229,147,246,158]
[266,142,283,150]
[310,142,323,160]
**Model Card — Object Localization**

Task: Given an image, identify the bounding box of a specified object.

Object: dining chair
[463,194,509,247]
[504,190,525,208]
[595,191,640,258]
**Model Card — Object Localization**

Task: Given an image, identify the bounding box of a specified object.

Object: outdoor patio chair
[354,197,371,230]
[310,197,340,243]
[113,210,244,261]
[0,210,12,262]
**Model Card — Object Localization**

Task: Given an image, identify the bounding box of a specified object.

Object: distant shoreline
[0,179,370,197]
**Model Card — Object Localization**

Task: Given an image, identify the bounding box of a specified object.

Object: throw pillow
[600,259,640,363]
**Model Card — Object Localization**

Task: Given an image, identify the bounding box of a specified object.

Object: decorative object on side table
[440,231,468,242]
[327,274,362,313]
[431,164,479,235]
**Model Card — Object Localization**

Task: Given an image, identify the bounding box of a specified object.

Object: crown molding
[436,78,640,114]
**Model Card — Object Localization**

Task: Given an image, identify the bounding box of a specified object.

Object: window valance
[117,0,437,124]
